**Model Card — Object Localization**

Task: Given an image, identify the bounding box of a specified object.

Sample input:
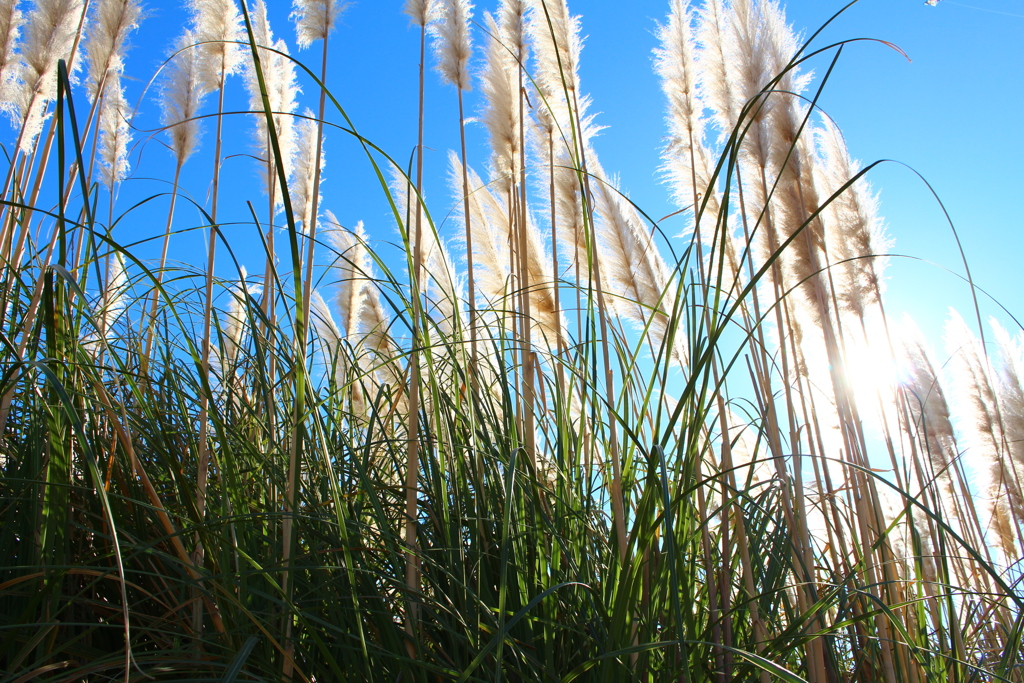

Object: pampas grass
[0,1,1020,681]
[12,0,85,151]
[160,29,205,166]
[433,0,472,91]
[82,0,140,99]
[95,77,129,188]
[0,0,22,109]
[947,309,1022,558]
[245,0,298,204]
[291,110,322,231]
[291,0,348,49]
[405,0,439,28]
[190,0,243,92]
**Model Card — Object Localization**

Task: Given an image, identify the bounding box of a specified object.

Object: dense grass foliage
[0,0,1021,680]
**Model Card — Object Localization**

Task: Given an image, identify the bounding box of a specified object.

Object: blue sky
[12,0,1022,361]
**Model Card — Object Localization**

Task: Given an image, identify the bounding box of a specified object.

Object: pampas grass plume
[15,0,86,150]
[221,267,259,370]
[292,108,324,232]
[83,0,141,99]
[161,29,206,166]
[291,0,349,49]
[189,0,244,91]
[528,0,580,97]
[814,116,889,321]
[97,79,131,188]
[404,0,439,28]
[992,319,1024,484]
[591,160,685,364]
[245,0,298,203]
[448,151,509,308]
[433,0,472,91]
[655,0,708,209]
[694,0,735,136]
[326,214,370,339]
[100,250,128,333]
[947,309,1021,558]
[481,10,519,184]
[0,0,24,110]
[902,317,959,479]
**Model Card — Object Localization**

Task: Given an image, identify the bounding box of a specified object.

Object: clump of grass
[0,0,1021,681]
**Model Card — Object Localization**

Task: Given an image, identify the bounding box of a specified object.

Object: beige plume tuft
[404,0,439,28]
[480,10,519,186]
[220,267,261,373]
[96,78,131,189]
[83,0,141,100]
[291,109,324,232]
[814,117,889,322]
[432,0,472,91]
[655,0,711,211]
[244,0,299,205]
[161,30,206,166]
[449,152,509,311]
[189,0,244,93]
[900,317,971,546]
[14,0,86,151]
[946,310,1022,560]
[325,214,371,340]
[591,160,686,365]
[291,0,349,49]
[0,0,24,112]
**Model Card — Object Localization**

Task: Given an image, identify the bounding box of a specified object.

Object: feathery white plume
[220,266,260,372]
[359,282,394,361]
[498,0,526,60]
[404,0,439,27]
[310,287,340,346]
[655,0,711,210]
[527,0,589,142]
[481,11,520,185]
[946,309,1021,559]
[100,250,128,337]
[901,317,969,538]
[291,109,323,232]
[0,0,25,111]
[96,78,131,189]
[450,152,510,308]
[814,116,889,321]
[993,319,1024,496]
[656,0,736,287]
[245,0,298,204]
[14,0,86,151]
[359,280,406,408]
[552,147,588,283]
[432,0,472,91]
[310,288,353,390]
[161,29,206,166]
[189,0,244,93]
[456,145,562,348]
[291,0,348,49]
[528,0,580,100]
[325,214,371,339]
[82,0,141,99]
[747,0,824,320]
[591,160,686,364]
[694,0,735,137]
[521,208,564,352]
[82,250,128,354]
